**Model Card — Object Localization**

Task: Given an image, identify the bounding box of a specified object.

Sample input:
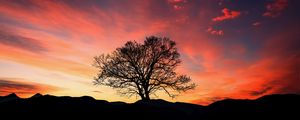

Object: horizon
[3,92,299,105]
[0,0,300,105]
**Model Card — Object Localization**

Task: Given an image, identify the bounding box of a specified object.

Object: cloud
[186,24,300,105]
[252,22,261,26]
[0,78,61,97]
[263,0,288,18]
[0,28,47,53]
[168,0,187,10]
[248,86,273,96]
[0,0,172,78]
[212,8,241,22]
[207,27,224,36]
[92,90,102,94]
[258,26,300,94]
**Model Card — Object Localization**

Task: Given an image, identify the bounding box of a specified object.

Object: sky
[0,0,299,105]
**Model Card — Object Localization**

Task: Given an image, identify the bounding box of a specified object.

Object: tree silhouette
[93,36,196,101]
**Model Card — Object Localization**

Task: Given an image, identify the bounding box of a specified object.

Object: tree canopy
[93,36,196,101]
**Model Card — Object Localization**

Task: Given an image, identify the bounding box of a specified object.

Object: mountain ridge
[0,93,299,119]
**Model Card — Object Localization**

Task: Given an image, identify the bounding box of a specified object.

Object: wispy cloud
[92,90,102,94]
[0,28,47,53]
[263,0,288,18]
[252,22,261,26]
[0,78,61,97]
[248,86,273,96]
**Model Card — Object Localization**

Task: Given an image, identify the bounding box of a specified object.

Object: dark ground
[0,93,299,120]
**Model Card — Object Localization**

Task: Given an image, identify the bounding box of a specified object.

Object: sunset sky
[0,0,299,105]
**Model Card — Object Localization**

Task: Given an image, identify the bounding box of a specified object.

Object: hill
[0,93,299,119]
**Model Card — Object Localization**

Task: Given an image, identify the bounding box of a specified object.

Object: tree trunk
[139,93,145,100]
[144,89,150,101]
[139,93,150,101]
[145,93,150,101]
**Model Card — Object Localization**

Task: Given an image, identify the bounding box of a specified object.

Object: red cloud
[188,25,300,105]
[207,27,224,36]
[263,0,288,18]
[168,0,187,4]
[212,8,241,22]
[168,0,187,10]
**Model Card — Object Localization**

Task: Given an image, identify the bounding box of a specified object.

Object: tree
[93,36,196,101]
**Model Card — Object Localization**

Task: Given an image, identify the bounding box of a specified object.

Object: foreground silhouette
[0,93,299,119]
[93,36,195,101]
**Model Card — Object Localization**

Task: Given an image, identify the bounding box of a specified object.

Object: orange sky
[0,0,299,105]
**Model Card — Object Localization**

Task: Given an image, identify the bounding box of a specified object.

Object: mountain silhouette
[0,93,299,120]
[30,93,43,98]
[0,93,19,103]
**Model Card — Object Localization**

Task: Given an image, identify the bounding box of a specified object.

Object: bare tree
[93,36,196,101]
